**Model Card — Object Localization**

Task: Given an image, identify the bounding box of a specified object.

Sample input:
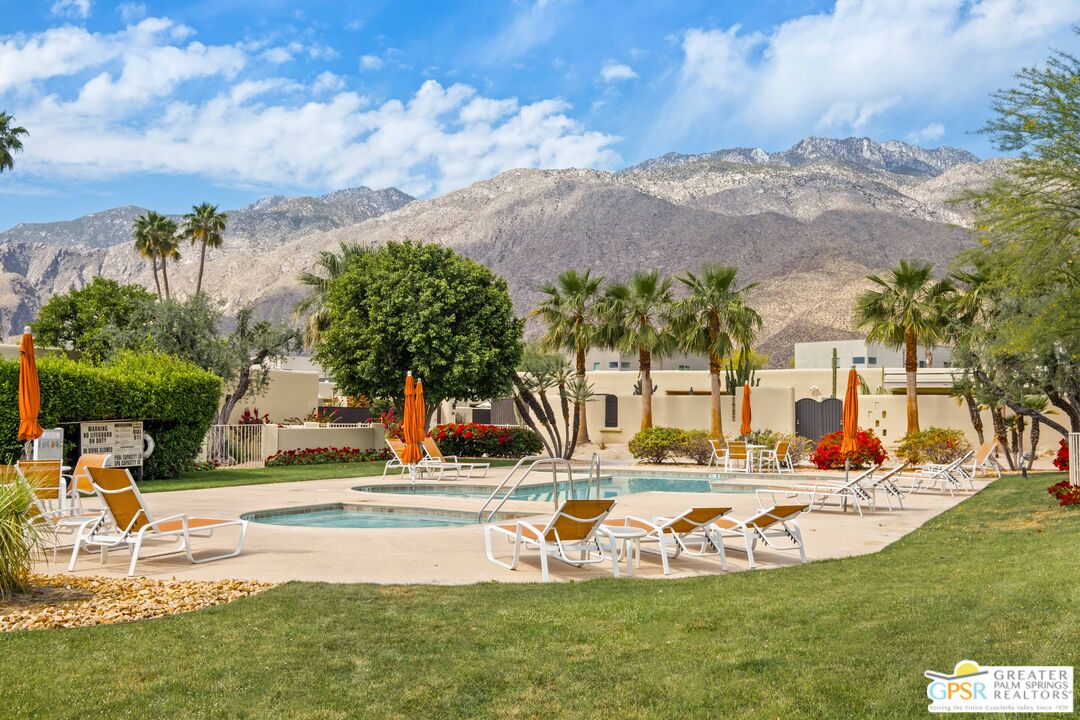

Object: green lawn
[140,458,519,493]
[2,473,1077,719]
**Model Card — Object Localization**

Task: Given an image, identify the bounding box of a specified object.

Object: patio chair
[718,441,751,473]
[75,466,247,576]
[901,454,972,495]
[422,437,490,478]
[610,507,732,575]
[484,499,615,582]
[926,441,1000,481]
[756,465,879,517]
[711,504,809,569]
[16,459,66,512]
[757,439,794,473]
[62,453,112,512]
[4,465,104,567]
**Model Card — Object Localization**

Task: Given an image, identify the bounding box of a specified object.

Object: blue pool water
[355,475,761,501]
[243,504,485,529]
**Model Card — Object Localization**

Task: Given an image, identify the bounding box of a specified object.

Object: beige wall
[227,369,321,424]
[271,425,386,453]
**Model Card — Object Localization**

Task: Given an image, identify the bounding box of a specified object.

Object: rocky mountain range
[0,136,1005,365]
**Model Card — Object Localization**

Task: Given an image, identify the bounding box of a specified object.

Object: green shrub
[0,475,42,599]
[0,351,221,480]
[676,429,714,465]
[896,427,973,466]
[628,427,687,464]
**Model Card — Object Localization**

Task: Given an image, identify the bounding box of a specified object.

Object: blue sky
[1,0,1079,226]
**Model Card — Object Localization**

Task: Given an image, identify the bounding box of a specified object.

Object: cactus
[632,378,658,396]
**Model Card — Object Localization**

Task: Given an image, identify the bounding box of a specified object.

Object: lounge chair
[76,467,247,576]
[5,465,104,566]
[484,499,615,582]
[711,504,809,569]
[901,454,972,495]
[926,441,1000,481]
[610,507,732,575]
[799,464,909,511]
[422,437,489,478]
[756,466,879,517]
[383,438,446,480]
[757,439,794,473]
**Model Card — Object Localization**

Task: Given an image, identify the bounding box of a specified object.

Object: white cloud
[484,0,566,62]
[312,71,345,94]
[261,46,294,64]
[908,122,946,144]
[0,22,620,198]
[359,54,383,70]
[656,0,1080,146]
[51,0,91,19]
[117,2,146,22]
[600,61,638,83]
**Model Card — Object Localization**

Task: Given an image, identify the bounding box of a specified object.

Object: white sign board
[80,420,144,467]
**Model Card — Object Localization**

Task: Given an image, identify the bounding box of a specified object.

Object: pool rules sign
[80,421,145,467]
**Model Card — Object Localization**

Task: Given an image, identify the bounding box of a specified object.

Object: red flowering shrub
[431,422,543,458]
[379,408,403,440]
[1047,479,1080,507]
[265,446,391,467]
[811,429,888,470]
[1052,439,1069,471]
[237,407,271,425]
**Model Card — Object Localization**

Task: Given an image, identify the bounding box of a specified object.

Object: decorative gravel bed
[0,574,276,632]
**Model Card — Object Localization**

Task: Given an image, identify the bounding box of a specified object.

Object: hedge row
[431,423,543,458]
[0,351,222,479]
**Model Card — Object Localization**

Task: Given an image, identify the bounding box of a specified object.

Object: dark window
[867,356,877,365]
[604,395,619,428]
[608,361,619,369]
[620,361,630,369]
[593,362,599,370]
[852,356,865,364]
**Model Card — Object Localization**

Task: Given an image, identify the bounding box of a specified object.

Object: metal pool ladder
[475,455,576,524]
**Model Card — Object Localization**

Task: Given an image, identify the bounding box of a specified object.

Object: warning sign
[80,421,144,467]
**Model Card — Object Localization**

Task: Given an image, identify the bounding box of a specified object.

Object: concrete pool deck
[37,467,997,584]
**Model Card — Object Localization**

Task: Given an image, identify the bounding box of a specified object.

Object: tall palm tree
[0,112,28,173]
[182,203,228,295]
[132,213,163,299]
[673,264,761,439]
[295,241,367,347]
[147,212,180,300]
[854,259,953,434]
[534,269,604,445]
[599,270,674,431]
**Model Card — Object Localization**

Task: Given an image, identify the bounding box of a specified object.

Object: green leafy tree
[534,269,603,445]
[598,270,674,431]
[29,278,157,362]
[182,203,228,295]
[316,241,524,412]
[0,112,28,174]
[951,38,1080,438]
[672,264,761,439]
[295,241,368,347]
[854,260,953,434]
[511,344,594,459]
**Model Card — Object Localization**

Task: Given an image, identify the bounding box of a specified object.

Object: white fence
[201,424,266,469]
[1070,433,1079,486]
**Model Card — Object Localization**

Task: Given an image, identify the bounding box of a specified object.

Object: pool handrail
[476,455,576,524]
[589,452,602,499]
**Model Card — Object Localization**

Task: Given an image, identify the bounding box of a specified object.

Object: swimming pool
[355,474,763,501]
[242,503,525,529]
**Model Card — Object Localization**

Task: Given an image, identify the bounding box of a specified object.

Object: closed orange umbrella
[840,368,859,456]
[414,379,426,442]
[739,382,752,437]
[18,327,43,443]
[401,372,422,465]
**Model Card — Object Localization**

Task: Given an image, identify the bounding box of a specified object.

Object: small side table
[599,525,647,578]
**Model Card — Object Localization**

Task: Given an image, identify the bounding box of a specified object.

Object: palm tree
[295,241,367,347]
[599,270,674,430]
[146,212,180,300]
[132,213,163,299]
[534,269,604,445]
[0,112,28,173]
[182,203,228,295]
[854,259,953,434]
[673,264,761,439]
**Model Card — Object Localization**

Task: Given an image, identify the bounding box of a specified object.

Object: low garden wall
[263,425,387,456]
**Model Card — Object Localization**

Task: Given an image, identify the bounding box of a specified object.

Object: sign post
[1070,432,1079,487]
[79,421,145,468]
